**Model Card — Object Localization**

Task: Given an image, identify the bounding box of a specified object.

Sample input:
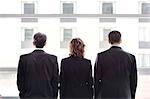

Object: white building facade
[0,0,150,98]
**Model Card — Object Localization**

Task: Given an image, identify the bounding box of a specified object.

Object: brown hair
[33,32,47,48]
[69,38,85,58]
[108,30,121,44]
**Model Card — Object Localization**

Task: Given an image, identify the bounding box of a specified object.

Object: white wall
[0,0,149,67]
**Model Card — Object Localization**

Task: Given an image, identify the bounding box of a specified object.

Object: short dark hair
[33,32,47,48]
[108,30,121,44]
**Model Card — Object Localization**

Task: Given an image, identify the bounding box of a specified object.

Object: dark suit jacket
[17,50,59,99]
[94,46,137,99]
[60,55,93,99]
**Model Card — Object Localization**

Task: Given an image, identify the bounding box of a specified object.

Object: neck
[35,47,43,50]
[111,43,120,47]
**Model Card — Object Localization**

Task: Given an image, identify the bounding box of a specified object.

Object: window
[63,29,72,41]
[139,27,150,42]
[139,27,150,48]
[24,29,34,41]
[60,28,73,48]
[24,3,35,14]
[102,3,113,14]
[21,28,35,49]
[99,27,114,49]
[62,2,74,14]
[139,54,150,67]
[99,28,114,42]
[142,3,150,14]
[103,28,111,41]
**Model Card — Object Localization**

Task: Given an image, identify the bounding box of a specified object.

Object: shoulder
[83,58,92,67]
[61,57,70,62]
[43,53,58,63]
[61,57,91,63]
[97,49,109,56]
[118,50,136,63]
[19,53,31,59]
[44,53,57,59]
[126,52,136,60]
[82,58,91,63]
[121,50,135,58]
[60,57,71,67]
[126,52,135,58]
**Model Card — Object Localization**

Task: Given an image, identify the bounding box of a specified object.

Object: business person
[17,32,59,99]
[94,30,137,99]
[0,94,2,99]
[60,38,93,99]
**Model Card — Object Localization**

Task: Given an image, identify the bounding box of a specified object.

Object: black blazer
[17,50,59,99]
[60,56,93,99]
[94,46,137,99]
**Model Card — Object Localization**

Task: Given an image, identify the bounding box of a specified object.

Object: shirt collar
[33,48,44,52]
[110,46,122,49]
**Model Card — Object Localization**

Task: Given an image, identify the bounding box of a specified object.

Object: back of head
[33,32,47,48]
[108,30,121,44]
[69,38,85,58]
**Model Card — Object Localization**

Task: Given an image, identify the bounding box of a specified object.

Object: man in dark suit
[94,30,137,99]
[17,33,59,99]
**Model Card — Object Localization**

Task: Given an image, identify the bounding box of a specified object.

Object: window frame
[21,27,38,42]
[60,27,76,48]
[99,27,116,42]
[24,28,34,41]
[139,1,150,14]
[21,1,38,14]
[63,29,73,41]
[139,27,150,42]
[138,54,150,67]
[60,1,77,14]
[60,27,76,42]
[99,1,116,14]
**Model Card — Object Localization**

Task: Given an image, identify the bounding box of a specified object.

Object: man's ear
[108,40,111,44]
[119,39,122,44]
[44,42,46,46]
[33,40,36,46]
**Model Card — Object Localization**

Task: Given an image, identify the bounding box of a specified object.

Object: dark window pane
[103,29,111,40]
[63,3,73,14]
[24,3,35,14]
[64,29,72,41]
[25,29,33,40]
[142,3,150,14]
[102,3,113,14]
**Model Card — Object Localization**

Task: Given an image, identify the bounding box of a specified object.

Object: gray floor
[0,71,18,97]
[0,71,150,99]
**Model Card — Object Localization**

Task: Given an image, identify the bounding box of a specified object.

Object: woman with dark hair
[60,38,93,99]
